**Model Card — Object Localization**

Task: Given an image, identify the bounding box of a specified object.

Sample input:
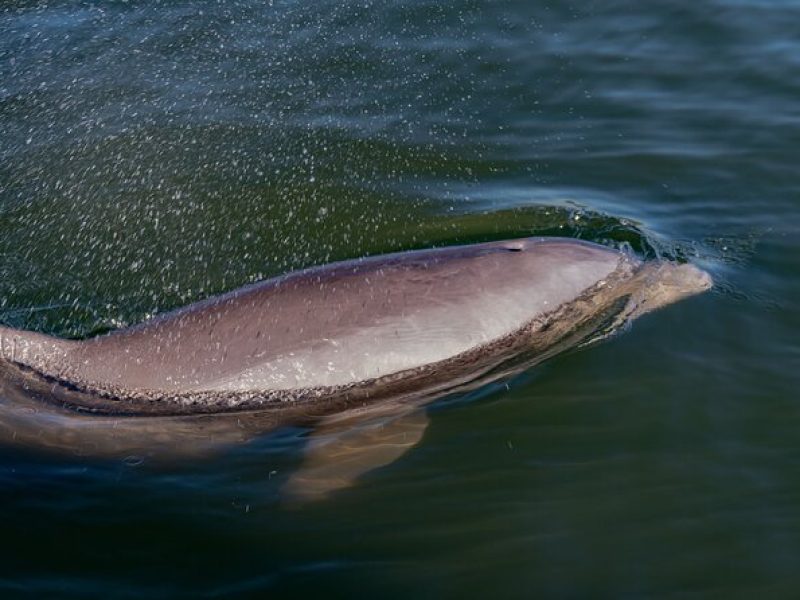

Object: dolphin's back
[95,239,622,392]
[4,239,624,399]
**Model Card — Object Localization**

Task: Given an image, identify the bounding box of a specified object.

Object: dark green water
[1,0,799,597]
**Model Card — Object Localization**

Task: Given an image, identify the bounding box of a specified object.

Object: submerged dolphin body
[0,238,711,499]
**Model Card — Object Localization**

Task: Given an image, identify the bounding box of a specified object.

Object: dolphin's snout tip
[680,263,714,294]
[649,261,713,304]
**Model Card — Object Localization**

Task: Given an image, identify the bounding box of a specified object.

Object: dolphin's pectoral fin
[282,405,429,504]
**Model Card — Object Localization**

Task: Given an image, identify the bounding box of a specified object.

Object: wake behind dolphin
[0,237,711,499]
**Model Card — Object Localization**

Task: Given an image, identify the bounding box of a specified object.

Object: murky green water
[1,0,799,597]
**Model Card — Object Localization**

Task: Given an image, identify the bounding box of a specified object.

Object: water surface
[1,0,799,597]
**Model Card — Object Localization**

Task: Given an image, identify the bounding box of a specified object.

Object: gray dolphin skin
[0,237,711,499]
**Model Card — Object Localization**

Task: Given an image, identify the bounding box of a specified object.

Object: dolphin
[0,237,711,499]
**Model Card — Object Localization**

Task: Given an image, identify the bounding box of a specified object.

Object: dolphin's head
[625,261,712,319]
